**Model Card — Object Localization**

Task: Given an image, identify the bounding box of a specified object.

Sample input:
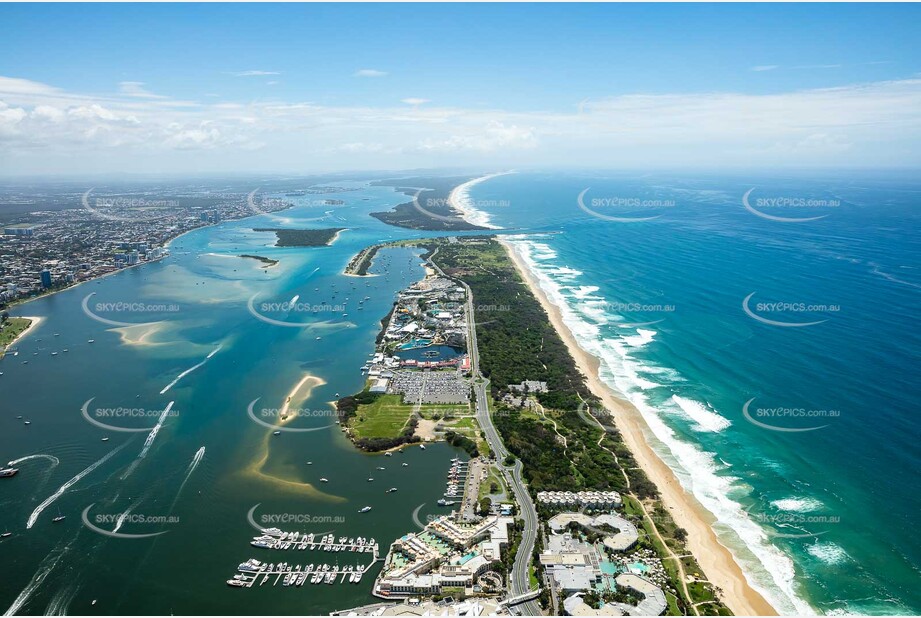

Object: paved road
[430,248,542,616]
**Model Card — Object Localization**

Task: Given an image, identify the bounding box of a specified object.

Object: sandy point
[448,171,514,229]
[2,315,44,354]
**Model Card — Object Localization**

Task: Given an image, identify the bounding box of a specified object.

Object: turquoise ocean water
[470,171,920,615]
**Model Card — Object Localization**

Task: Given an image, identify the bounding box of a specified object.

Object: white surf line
[448,171,514,229]
[7,454,60,468]
[160,344,223,395]
[26,442,130,529]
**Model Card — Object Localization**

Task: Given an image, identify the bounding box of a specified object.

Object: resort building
[373,515,513,600]
[537,490,623,510]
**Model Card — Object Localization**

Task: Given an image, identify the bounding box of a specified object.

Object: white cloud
[231,70,280,77]
[752,65,779,72]
[118,81,166,99]
[1,74,920,172]
[354,69,388,78]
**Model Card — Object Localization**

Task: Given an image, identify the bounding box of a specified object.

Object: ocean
[1,170,918,615]
[468,170,921,615]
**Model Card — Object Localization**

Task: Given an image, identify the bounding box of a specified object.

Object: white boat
[320,478,329,483]
[359,506,371,513]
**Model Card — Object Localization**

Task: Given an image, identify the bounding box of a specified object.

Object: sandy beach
[500,238,778,617]
[448,172,513,229]
[1,316,44,358]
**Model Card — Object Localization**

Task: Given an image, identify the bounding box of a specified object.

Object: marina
[249,529,380,557]
[228,559,372,589]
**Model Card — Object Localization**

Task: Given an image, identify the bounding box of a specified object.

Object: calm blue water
[0,182,470,615]
[469,170,921,615]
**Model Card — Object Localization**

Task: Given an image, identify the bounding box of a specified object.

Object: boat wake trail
[7,454,60,468]
[43,582,79,616]
[169,446,206,512]
[137,402,174,460]
[4,537,76,615]
[160,345,223,394]
[120,402,174,480]
[26,442,129,529]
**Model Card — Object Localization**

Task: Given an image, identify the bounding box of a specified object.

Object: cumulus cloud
[1,74,920,172]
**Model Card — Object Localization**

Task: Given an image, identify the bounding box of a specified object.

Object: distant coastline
[448,171,513,229]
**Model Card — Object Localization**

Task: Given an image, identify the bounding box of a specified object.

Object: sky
[1,3,920,176]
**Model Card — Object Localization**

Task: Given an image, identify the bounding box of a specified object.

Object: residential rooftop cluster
[0,191,290,305]
[537,490,623,510]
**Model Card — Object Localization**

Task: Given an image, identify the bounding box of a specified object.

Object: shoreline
[0,315,43,358]
[448,172,512,229]
[500,238,778,617]
[6,201,294,312]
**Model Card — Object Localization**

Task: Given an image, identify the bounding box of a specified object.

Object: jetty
[229,558,373,588]
[229,529,383,589]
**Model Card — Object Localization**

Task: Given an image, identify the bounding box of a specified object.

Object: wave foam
[505,236,815,615]
[672,395,732,433]
[807,541,851,566]
[771,497,824,513]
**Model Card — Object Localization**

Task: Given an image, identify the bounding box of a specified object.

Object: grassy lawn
[665,592,682,616]
[349,394,416,439]
[478,464,508,500]
[0,317,32,350]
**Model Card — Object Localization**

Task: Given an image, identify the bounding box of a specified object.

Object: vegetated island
[253,227,345,247]
[369,176,489,231]
[238,254,279,267]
